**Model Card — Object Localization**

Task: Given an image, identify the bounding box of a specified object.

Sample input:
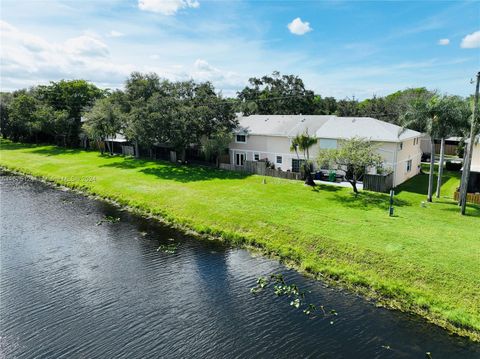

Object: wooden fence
[220,161,301,180]
[453,191,480,205]
[363,173,394,193]
[434,143,458,156]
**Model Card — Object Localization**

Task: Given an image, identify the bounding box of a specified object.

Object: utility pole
[459,71,480,215]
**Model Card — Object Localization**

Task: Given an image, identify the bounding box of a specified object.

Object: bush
[445,160,462,171]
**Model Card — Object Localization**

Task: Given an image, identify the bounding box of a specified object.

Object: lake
[0,173,478,358]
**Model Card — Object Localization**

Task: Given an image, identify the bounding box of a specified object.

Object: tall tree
[336,97,359,117]
[36,80,104,146]
[290,131,318,186]
[0,92,13,139]
[200,130,233,167]
[83,97,123,155]
[434,96,470,197]
[123,74,237,161]
[459,72,480,214]
[237,71,315,115]
[7,94,40,142]
[317,137,383,194]
[401,95,461,201]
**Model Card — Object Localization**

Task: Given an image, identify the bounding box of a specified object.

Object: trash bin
[328,171,336,182]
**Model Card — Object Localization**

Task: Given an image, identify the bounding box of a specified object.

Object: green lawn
[1,140,479,340]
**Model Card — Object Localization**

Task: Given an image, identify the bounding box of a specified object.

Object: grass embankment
[1,140,479,341]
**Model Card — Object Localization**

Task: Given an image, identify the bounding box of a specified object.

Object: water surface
[0,174,478,358]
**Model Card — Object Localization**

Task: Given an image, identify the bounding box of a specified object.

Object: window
[406,159,412,172]
[235,153,245,166]
[319,138,337,149]
[276,156,282,164]
[399,142,403,150]
[254,153,260,161]
[236,134,246,143]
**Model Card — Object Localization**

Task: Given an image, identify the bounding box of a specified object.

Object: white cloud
[64,34,109,57]
[0,21,132,89]
[107,30,124,37]
[287,17,312,35]
[138,0,199,15]
[438,38,450,45]
[191,59,244,88]
[460,30,480,48]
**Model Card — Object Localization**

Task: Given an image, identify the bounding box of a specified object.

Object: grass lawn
[1,140,479,340]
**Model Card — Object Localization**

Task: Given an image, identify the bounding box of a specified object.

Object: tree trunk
[134,141,139,158]
[304,174,316,186]
[458,145,469,206]
[215,155,220,168]
[436,137,445,198]
[351,180,358,194]
[105,140,111,155]
[178,148,186,163]
[427,138,435,202]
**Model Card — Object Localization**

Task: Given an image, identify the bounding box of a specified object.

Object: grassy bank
[1,140,479,341]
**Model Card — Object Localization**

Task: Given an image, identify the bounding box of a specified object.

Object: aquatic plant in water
[96,215,121,225]
[250,273,338,323]
[157,243,178,254]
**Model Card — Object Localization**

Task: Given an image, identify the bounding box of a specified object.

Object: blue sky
[1,0,479,98]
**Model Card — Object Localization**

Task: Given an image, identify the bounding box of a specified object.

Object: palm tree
[402,96,439,202]
[434,97,470,198]
[290,130,318,186]
[402,95,470,201]
[290,136,300,161]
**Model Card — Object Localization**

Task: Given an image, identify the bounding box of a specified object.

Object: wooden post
[389,189,395,216]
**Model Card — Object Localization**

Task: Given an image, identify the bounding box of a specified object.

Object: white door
[235,153,245,166]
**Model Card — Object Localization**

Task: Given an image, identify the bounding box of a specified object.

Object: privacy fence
[363,173,394,193]
[220,160,301,180]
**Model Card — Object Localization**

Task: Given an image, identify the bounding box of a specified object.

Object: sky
[1,0,479,99]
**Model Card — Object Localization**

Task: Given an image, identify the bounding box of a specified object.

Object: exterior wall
[229,135,301,172]
[420,135,432,154]
[392,137,422,186]
[471,142,480,172]
[229,134,422,186]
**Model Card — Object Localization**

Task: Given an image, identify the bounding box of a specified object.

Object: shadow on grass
[440,205,480,217]
[329,191,410,210]
[102,157,251,182]
[311,184,342,193]
[0,141,38,150]
[101,157,152,170]
[395,171,461,197]
[30,147,85,156]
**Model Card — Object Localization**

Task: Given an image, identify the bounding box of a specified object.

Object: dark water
[0,174,478,359]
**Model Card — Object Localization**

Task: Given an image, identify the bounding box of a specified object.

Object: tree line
[0,71,476,166]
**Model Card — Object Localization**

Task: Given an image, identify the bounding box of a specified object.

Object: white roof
[236,115,334,137]
[316,117,420,142]
[105,134,128,142]
[236,115,421,143]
